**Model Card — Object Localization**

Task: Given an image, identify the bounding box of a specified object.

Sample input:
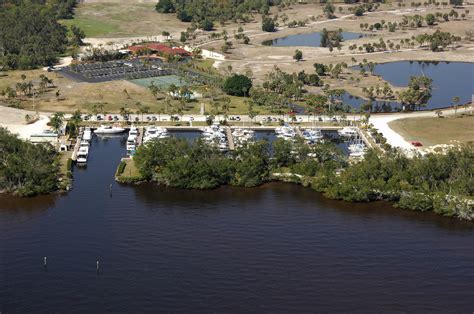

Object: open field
[61,1,189,38]
[389,115,474,146]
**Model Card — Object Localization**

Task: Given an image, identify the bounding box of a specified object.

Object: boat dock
[295,127,304,139]
[71,128,83,161]
[225,127,235,151]
[137,127,144,146]
[356,128,373,149]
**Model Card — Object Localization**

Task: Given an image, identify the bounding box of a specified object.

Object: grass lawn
[389,115,474,147]
[62,16,119,38]
[119,158,140,178]
[60,2,189,38]
[59,151,73,175]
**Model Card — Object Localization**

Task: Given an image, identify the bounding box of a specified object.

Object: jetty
[71,127,83,161]
[295,127,304,139]
[137,127,144,146]
[225,127,235,151]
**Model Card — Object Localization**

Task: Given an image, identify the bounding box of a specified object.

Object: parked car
[411,141,423,147]
[151,116,157,121]
[108,115,113,121]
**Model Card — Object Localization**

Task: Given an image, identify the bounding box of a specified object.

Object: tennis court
[129,75,186,88]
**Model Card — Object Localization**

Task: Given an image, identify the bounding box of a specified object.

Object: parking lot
[59,59,172,83]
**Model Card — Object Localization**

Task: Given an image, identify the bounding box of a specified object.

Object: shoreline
[115,158,474,221]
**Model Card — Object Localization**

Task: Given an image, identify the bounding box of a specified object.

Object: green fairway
[62,17,119,38]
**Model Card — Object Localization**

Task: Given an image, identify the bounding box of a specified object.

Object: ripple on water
[1,135,473,312]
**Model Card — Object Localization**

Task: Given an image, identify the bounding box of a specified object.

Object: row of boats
[77,126,127,165]
[337,127,367,158]
[76,128,92,165]
[201,123,229,151]
[276,125,324,144]
[76,124,366,163]
[126,126,170,155]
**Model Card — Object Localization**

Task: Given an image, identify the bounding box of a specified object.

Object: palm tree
[452,96,460,116]
[246,102,257,125]
[157,108,165,122]
[221,97,231,121]
[119,106,130,121]
[139,105,150,122]
[49,112,65,134]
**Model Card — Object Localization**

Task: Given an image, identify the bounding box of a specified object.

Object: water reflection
[370,61,473,110]
[262,32,367,47]
[0,194,59,214]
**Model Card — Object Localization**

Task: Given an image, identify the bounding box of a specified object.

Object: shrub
[116,161,126,175]
[262,16,276,32]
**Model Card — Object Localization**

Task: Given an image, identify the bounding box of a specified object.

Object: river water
[1,135,473,312]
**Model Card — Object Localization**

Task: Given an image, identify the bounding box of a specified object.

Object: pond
[341,92,402,112]
[372,61,474,110]
[1,136,473,312]
[262,32,366,47]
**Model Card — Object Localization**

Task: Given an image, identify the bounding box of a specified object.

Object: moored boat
[94,125,126,134]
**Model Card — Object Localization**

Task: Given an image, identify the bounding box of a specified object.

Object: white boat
[94,125,125,134]
[83,128,92,141]
[128,126,139,139]
[201,122,228,151]
[232,128,255,147]
[302,129,323,144]
[76,146,89,164]
[348,138,366,158]
[338,127,358,138]
[143,126,169,144]
[276,125,296,141]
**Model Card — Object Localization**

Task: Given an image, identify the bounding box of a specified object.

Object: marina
[71,124,370,165]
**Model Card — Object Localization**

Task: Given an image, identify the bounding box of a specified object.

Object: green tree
[49,112,65,134]
[323,1,336,18]
[155,0,175,13]
[425,13,436,25]
[223,74,252,96]
[293,49,303,62]
[262,16,276,32]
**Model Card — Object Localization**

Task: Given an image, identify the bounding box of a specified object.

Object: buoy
[96,260,100,272]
